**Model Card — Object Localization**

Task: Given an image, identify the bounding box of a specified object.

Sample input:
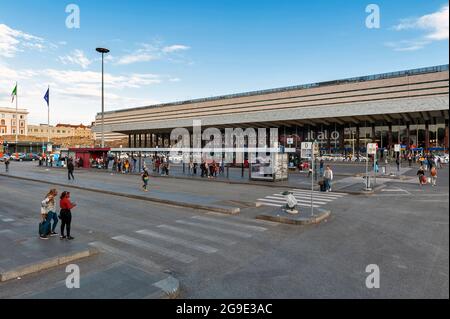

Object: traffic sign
[287,138,294,145]
[367,143,378,155]
[394,144,401,152]
[301,142,312,159]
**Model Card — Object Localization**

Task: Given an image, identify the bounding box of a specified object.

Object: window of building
[20,115,23,119]
[12,129,16,134]
[12,121,16,126]
[20,129,24,135]
[13,115,16,119]
[1,114,4,118]
[1,129,4,134]
[0,119,5,125]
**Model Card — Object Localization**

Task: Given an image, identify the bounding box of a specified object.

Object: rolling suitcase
[39,220,50,236]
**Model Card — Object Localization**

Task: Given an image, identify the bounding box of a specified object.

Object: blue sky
[0,0,448,124]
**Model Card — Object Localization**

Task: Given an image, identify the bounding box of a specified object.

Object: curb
[147,275,181,299]
[0,247,99,282]
[0,174,240,215]
[256,209,331,226]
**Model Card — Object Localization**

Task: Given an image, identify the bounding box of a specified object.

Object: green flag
[11,84,17,103]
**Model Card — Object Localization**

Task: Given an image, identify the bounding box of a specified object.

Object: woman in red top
[59,191,77,240]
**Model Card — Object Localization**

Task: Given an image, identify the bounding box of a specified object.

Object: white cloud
[389,4,449,51]
[162,44,190,53]
[115,42,191,65]
[59,50,92,69]
[0,23,45,58]
[116,53,158,65]
[394,4,449,40]
[384,40,430,52]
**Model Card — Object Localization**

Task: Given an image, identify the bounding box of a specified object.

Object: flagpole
[15,82,18,153]
[47,85,50,144]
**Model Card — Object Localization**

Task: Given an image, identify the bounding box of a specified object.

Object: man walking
[4,157,10,172]
[323,165,334,192]
[67,158,75,181]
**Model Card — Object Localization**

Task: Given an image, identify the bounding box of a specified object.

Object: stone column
[406,124,411,151]
[355,125,360,156]
[339,126,345,155]
[445,120,449,150]
[388,125,393,150]
[425,122,430,152]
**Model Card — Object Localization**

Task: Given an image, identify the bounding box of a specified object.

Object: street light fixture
[96,47,110,148]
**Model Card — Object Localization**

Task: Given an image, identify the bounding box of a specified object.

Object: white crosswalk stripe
[257,189,348,208]
[89,241,162,270]
[112,235,196,264]
[89,214,279,269]
[176,220,253,238]
[157,224,237,246]
[191,216,267,232]
[136,229,218,254]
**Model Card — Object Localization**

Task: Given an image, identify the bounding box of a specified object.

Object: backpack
[431,168,437,177]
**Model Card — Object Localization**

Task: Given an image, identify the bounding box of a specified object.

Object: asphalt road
[0,167,448,298]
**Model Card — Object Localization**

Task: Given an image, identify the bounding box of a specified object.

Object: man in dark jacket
[67,159,75,180]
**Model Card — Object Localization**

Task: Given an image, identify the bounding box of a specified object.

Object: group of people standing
[197,160,223,178]
[112,156,138,174]
[39,189,77,240]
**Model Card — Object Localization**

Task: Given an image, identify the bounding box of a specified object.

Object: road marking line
[136,229,218,254]
[273,194,334,202]
[157,224,237,246]
[289,192,340,200]
[266,196,328,205]
[292,189,347,197]
[191,216,267,232]
[257,198,320,208]
[175,220,252,238]
[1,218,14,222]
[89,241,162,270]
[112,235,196,264]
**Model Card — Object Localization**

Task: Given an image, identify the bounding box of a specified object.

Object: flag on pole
[11,84,17,103]
[44,88,49,107]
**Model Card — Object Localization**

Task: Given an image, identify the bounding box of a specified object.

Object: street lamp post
[96,47,110,148]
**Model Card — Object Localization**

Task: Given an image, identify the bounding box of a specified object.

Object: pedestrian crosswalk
[257,189,348,209]
[89,214,276,271]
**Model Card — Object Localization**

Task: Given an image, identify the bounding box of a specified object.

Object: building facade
[0,107,28,136]
[27,124,93,139]
[94,65,449,156]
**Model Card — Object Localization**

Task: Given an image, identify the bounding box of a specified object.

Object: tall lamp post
[96,47,110,148]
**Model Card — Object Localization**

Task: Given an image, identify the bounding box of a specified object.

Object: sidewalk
[0,223,97,282]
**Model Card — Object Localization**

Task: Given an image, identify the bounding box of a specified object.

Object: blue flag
[44,88,49,107]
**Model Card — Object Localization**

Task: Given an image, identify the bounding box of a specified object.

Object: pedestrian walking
[59,191,76,240]
[323,165,334,192]
[408,154,412,167]
[4,157,10,172]
[417,166,426,186]
[396,157,400,172]
[42,189,59,237]
[430,165,438,186]
[142,169,150,192]
[193,162,198,175]
[319,159,324,177]
[67,158,75,180]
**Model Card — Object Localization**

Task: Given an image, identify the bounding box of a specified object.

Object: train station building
[94,64,449,157]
